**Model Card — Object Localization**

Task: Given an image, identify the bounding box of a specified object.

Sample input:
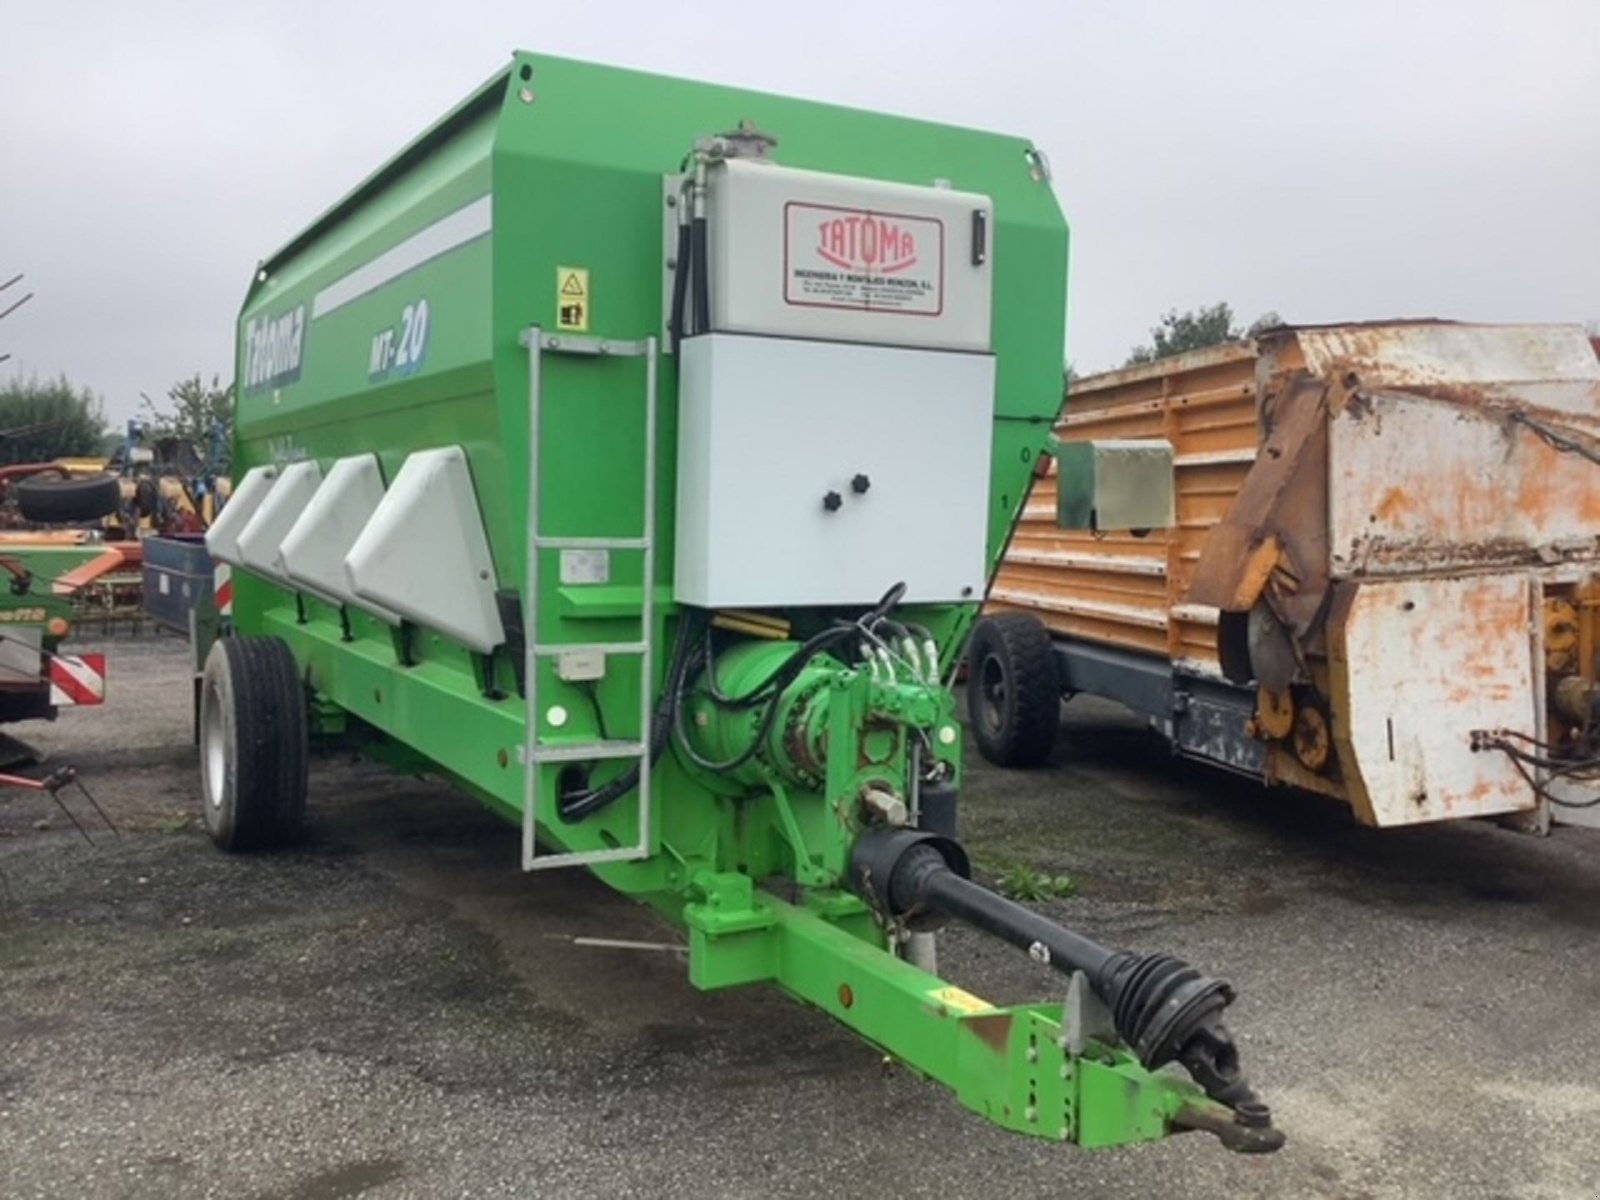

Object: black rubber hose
[565,581,911,806]
[558,612,702,823]
[703,623,857,711]
[701,582,907,712]
[668,217,692,354]
[691,214,711,335]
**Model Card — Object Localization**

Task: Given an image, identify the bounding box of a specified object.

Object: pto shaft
[850,829,1281,1147]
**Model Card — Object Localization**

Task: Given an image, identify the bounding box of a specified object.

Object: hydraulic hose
[557,611,702,823]
[690,213,711,335]
[668,217,692,353]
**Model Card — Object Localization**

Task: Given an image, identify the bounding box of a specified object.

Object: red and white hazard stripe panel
[49,654,106,707]
[214,561,233,618]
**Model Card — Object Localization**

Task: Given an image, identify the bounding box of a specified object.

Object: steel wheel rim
[201,677,227,809]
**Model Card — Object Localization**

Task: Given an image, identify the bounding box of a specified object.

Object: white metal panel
[204,465,277,567]
[1313,324,1600,578]
[1328,390,1600,576]
[236,460,323,587]
[1336,574,1536,825]
[1296,322,1599,413]
[674,334,993,607]
[312,195,491,318]
[344,446,505,653]
[279,454,400,622]
[705,159,993,352]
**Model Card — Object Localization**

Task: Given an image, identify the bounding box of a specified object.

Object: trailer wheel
[14,474,122,523]
[966,614,1059,768]
[198,636,308,851]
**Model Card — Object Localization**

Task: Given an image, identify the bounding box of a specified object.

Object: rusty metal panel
[1189,374,1330,637]
[1328,386,1600,576]
[1327,574,1538,826]
[989,321,1600,830]
[1295,321,1599,412]
[1299,323,1600,575]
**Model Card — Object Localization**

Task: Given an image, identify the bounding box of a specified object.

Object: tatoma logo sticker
[785,202,943,315]
[244,305,307,392]
[815,213,918,274]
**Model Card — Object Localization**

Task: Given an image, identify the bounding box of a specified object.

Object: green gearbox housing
[203,52,1281,1154]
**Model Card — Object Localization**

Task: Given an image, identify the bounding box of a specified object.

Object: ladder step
[531,332,650,358]
[531,641,648,656]
[527,739,646,764]
[533,536,649,551]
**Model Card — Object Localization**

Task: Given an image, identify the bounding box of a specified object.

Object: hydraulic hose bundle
[668,165,712,352]
[559,584,914,820]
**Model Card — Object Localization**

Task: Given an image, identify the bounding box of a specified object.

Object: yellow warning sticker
[930,986,996,1016]
[556,266,589,332]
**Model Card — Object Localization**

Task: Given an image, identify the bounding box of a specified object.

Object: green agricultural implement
[0,538,110,728]
[199,52,1282,1153]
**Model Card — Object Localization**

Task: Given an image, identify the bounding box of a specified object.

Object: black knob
[851,473,871,495]
[822,490,843,513]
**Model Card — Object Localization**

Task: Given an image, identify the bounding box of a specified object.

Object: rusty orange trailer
[970,322,1600,827]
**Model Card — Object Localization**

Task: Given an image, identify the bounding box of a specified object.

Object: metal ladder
[519,328,658,871]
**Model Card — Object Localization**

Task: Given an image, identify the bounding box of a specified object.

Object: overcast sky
[4,1,1596,422]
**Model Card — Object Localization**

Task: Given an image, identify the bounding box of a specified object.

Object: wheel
[965,613,1060,768]
[14,474,122,523]
[198,636,308,851]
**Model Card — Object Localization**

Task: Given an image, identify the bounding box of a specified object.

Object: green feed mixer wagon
[199,53,1282,1153]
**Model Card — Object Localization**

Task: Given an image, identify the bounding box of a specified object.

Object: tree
[1125,303,1241,366]
[140,373,233,450]
[0,374,106,465]
[1247,310,1284,336]
[1121,304,1286,367]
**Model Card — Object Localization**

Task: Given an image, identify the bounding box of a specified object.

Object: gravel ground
[1,634,1598,1199]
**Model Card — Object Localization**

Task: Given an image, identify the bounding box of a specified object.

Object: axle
[851,828,1282,1148]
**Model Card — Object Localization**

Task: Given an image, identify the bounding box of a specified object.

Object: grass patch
[993,862,1077,902]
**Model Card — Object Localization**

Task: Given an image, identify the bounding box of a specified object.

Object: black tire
[13,473,122,523]
[966,614,1060,768]
[198,636,308,851]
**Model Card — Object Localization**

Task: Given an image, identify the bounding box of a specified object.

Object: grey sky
[4,1,1596,422]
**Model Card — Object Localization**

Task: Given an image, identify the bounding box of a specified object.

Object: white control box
[703,160,993,353]
[674,334,995,608]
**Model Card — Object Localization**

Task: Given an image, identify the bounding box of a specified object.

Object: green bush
[0,374,105,465]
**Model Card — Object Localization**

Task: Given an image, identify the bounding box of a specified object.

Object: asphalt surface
[2,635,1598,1199]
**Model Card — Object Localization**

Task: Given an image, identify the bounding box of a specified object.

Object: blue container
[142,535,215,634]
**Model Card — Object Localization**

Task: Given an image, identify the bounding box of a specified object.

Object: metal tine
[72,778,118,837]
[48,785,95,846]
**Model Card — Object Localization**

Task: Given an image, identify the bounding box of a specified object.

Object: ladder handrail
[519,328,658,871]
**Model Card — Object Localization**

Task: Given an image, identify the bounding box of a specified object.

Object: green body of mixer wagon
[198,52,1282,1153]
